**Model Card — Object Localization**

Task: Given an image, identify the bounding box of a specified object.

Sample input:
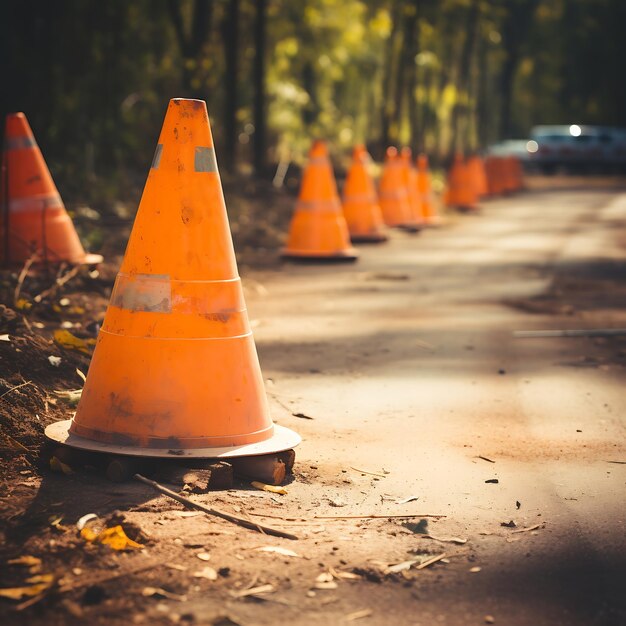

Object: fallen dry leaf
[255,546,301,558]
[80,525,143,551]
[251,481,287,495]
[49,456,73,475]
[141,587,186,601]
[346,608,373,621]
[328,498,348,507]
[395,495,419,504]
[193,567,218,581]
[328,567,361,581]
[0,574,54,600]
[386,560,419,574]
[7,556,42,570]
[314,581,338,590]
[196,552,211,561]
[315,572,334,583]
[511,523,542,534]
[165,564,187,571]
[424,534,467,545]
[53,329,96,355]
[230,584,275,598]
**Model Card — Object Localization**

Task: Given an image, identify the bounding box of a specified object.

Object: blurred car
[526,125,626,173]
[487,139,532,162]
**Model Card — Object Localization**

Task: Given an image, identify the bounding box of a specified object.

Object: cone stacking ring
[46,99,300,458]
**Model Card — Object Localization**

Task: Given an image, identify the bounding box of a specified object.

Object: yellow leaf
[15,298,32,311]
[81,525,143,551]
[80,527,99,542]
[0,574,54,600]
[53,329,96,355]
[7,556,41,569]
[49,455,73,475]
[49,516,69,533]
[251,481,287,495]
[49,456,73,475]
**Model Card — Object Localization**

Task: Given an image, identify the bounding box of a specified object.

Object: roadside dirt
[1,178,625,626]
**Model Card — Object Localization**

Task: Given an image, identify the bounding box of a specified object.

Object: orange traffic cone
[342,145,387,243]
[282,140,357,261]
[504,155,523,192]
[379,147,420,231]
[485,156,506,196]
[484,156,498,196]
[0,113,102,267]
[400,147,424,228]
[415,154,440,226]
[45,98,300,458]
[512,156,524,191]
[445,154,479,212]
[466,154,488,198]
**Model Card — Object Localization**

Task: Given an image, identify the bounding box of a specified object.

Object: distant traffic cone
[342,145,387,243]
[46,99,300,458]
[0,113,102,267]
[466,154,488,198]
[484,156,499,196]
[379,147,420,231]
[400,147,424,228]
[415,154,440,226]
[445,154,479,212]
[505,156,523,192]
[512,156,524,191]
[282,140,357,261]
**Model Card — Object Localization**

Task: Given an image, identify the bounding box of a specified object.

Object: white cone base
[45,419,301,459]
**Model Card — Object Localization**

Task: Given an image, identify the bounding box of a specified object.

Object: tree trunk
[450,0,480,153]
[380,2,401,153]
[253,0,267,175]
[404,1,421,149]
[166,0,214,96]
[498,0,540,138]
[222,0,239,172]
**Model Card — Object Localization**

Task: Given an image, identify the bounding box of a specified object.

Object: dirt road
[2,184,626,625]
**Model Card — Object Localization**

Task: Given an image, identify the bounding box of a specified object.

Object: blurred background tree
[1,0,625,206]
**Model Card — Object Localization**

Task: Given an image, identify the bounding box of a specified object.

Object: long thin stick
[13,256,36,304]
[134,474,298,540]
[0,380,33,401]
[314,513,446,520]
[514,329,626,338]
[33,264,81,303]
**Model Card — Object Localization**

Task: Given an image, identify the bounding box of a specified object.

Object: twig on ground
[314,513,446,520]
[477,455,495,463]
[511,523,542,534]
[0,380,34,401]
[134,474,298,540]
[13,255,36,305]
[415,553,448,570]
[33,265,81,303]
[349,466,387,478]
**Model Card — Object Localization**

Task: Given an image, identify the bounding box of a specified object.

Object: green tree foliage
[1,0,624,203]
